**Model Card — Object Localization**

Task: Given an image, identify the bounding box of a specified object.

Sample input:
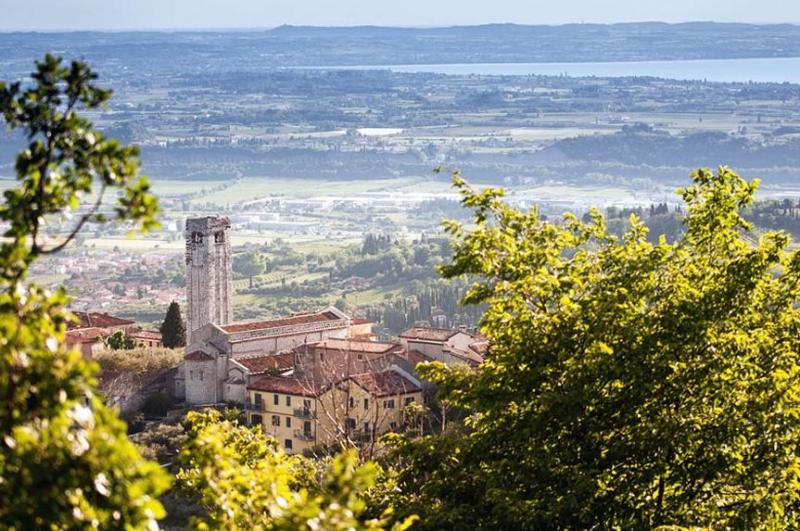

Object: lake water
[312,57,800,84]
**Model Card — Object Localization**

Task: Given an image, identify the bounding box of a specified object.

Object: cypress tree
[160,301,186,348]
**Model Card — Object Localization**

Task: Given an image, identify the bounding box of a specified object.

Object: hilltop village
[66,215,487,454]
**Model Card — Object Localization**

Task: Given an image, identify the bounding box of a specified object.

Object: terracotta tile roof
[247,376,320,397]
[185,350,215,361]
[309,339,402,355]
[69,311,135,330]
[469,341,490,357]
[443,347,483,366]
[66,327,106,343]
[237,352,295,374]
[350,371,421,397]
[351,318,373,325]
[407,349,435,366]
[399,327,460,342]
[221,311,342,333]
[130,330,162,341]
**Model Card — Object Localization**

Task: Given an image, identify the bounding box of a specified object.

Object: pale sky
[0,0,797,31]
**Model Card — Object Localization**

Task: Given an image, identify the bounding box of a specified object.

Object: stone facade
[185,216,233,343]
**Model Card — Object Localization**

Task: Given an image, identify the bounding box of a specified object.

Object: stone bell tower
[185,216,233,342]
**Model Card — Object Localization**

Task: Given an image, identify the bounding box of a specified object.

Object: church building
[175,216,362,405]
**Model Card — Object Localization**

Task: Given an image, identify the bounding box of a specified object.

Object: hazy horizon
[1,0,798,31]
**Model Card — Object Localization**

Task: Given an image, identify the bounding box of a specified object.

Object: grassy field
[179,176,452,206]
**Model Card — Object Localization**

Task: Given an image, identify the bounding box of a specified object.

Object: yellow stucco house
[245,370,422,454]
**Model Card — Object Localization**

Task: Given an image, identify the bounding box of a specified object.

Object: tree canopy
[233,251,266,288]
[386,167,800,529]
[0,55,168,529]
[160,300,186,348]
[178,410,416,530]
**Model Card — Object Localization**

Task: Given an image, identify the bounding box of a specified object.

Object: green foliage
[94,346,183,373]
[178,410,416,530]
[388,167,800,529]
[160,300,186,348]
[233,251,266,288]
[0,55,168,529]
[104,329,136,350]
[141,392,173,419]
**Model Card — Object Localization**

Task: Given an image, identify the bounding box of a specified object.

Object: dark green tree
[233,251,266,288]
[160,300,186,348]
[0,55,167,528]
[105,330,136,350]
[387,168,800,529]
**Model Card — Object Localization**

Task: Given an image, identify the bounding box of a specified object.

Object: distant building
[399,326,487,368]
[65,311,161,357]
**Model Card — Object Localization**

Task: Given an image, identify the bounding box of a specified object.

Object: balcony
[244,402,263,412]
[293,408,315,419]
[294,429,315,441]
[350,430,373,443]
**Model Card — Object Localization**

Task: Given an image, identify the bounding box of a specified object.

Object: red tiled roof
[469,341,490,357]
[247,376,320,397]
[407,349,435,366]
[309,339,401,355]
[69,311,134,330]
[236,352,295,374]
[66,327,106,344]
[130,330,162,341]
[399,327,460,342]
[185,351,215,361]
[350,371,421,397]
[221,311,342,333]
[443,347,483,366]
[351,318,373,325]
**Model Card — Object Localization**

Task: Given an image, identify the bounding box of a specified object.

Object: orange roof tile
[69,311,134,330]
[248,376,320,397]
[221,311,342,333]
[399,327,460,342]
[237,352,295,373]
[350,371,421,397]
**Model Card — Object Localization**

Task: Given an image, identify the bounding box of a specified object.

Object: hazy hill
[1,22,800,78]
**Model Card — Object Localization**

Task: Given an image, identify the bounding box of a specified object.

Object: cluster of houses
[66,311,162,357]
[176,215,488,454]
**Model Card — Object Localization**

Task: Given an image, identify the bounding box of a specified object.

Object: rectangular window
[390,421,397,430]
[254,393,263,406]
[405,397,414,406]
[363,398,369,409]
[303,420,312,434]
[346,418,356,430]
[199,370,204,381]
[285,439,293,450]
[385,399,395,409]
[364,422,370,432]
[349,397,354,409]
[272,415,280,426]
[286,395,291,407]
[285,417,291,428]
[273,394,279,405]
[303,399,311,409]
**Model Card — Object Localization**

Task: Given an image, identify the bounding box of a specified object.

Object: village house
[399,326,488,368]
[245,369,422,454]
[65,311,162,357]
